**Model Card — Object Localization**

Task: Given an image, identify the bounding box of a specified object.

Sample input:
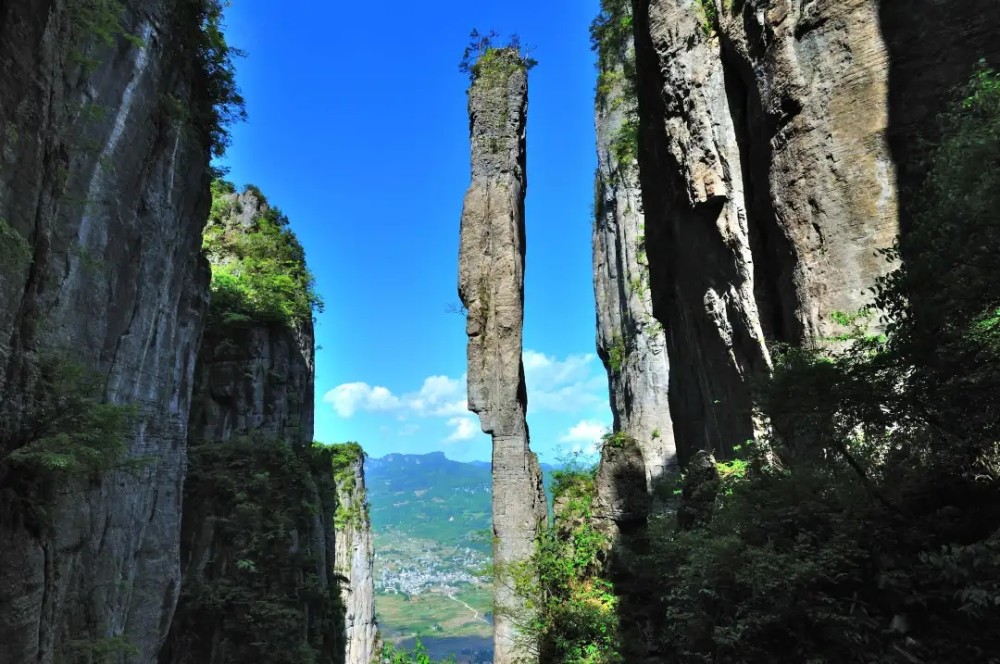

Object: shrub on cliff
[506,462,622,664]
[203,179,323,328]
[618,63,1000,663]
[458,29,537,84]
[169,436,342,663]
[381,639,456,663]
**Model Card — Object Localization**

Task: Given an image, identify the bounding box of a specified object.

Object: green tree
[618,63,1000,663]
[203,180,323,328]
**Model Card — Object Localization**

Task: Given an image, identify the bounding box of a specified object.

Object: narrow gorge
[1,1,999,663]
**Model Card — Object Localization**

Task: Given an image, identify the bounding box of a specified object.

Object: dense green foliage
[509,466,621,664]
[0,358,136,529]
[590,0,639,173]
[590,0,634,107]
[540,64,1000,663]
[381,638,456,664]
[5,362,136,476]
[326,442,366,528]
[459,30,537,84]
[204,180,322,328]
[188,0,247,157]
[168,438,343,663]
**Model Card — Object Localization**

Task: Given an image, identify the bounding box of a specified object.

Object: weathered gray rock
[162,187,350,664]
[629,0,1000,460]
[592,3,678,526]
[632,0,773,462]
[457,50,547,664]
[334,453,379,664]
[0,2,213,660]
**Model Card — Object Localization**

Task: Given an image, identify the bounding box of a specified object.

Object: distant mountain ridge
[365,452,558,543]
[366,451,492,546]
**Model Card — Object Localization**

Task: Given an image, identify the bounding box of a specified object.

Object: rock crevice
[592,3,678,525]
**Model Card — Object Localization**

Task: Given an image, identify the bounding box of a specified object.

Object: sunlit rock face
[0,2,213,660]
[457,50,547,664]
[592,3,677,531]
[629,0,1000,461]
[334,454,379,664]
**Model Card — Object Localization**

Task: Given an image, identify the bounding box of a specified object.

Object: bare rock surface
[334,455,379,664]
[629,0,1000,460]
[457,51,547,664]
[0,3,213,660]
[592,4,678,527]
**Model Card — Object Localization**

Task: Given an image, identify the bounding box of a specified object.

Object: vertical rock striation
[591,1,677,529]
[457,49,547,664]
[590,0,1000,659]
[333,447,379,664]
[631,0,774,461]
[0,2,217,660]
[162,185,349,664]
[627,0,1000,458]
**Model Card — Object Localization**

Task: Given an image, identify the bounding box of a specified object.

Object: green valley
[365,452,559,662]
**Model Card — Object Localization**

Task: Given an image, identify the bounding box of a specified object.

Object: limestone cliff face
[457,51,547,664]
[333,451,379,664]
[187,188,315,446]
[592,4,677,527]
[628,0,1000,459]
[0,2,214,660]
[162,187,344,664]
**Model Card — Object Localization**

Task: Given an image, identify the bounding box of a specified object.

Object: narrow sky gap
[219,0,608,461]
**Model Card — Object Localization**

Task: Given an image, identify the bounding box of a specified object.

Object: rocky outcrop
[161,186,345,663]
[592,1,678,527]
[628,0,1000,460]
[676,450,720,531]
[457,49,547,664]
[0,2,217,660]
[187,186,315,446]
[332,446,379,664]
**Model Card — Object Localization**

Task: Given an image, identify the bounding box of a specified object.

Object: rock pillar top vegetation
[457,41,547,664]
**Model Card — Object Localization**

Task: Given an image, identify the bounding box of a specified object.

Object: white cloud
[523,350,595,391]
[560,420,609,444]
[446,416,478,441]
[522,350,607,413]
[408,375,468,416]
[323,382,400,417]
[322,375,467,419]
[560,420,609,456]
[324,349,608,422]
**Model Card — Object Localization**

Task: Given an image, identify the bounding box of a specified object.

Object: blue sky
[219,0,610,463]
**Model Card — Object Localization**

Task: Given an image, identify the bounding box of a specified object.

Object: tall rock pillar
[458,48,547,664]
